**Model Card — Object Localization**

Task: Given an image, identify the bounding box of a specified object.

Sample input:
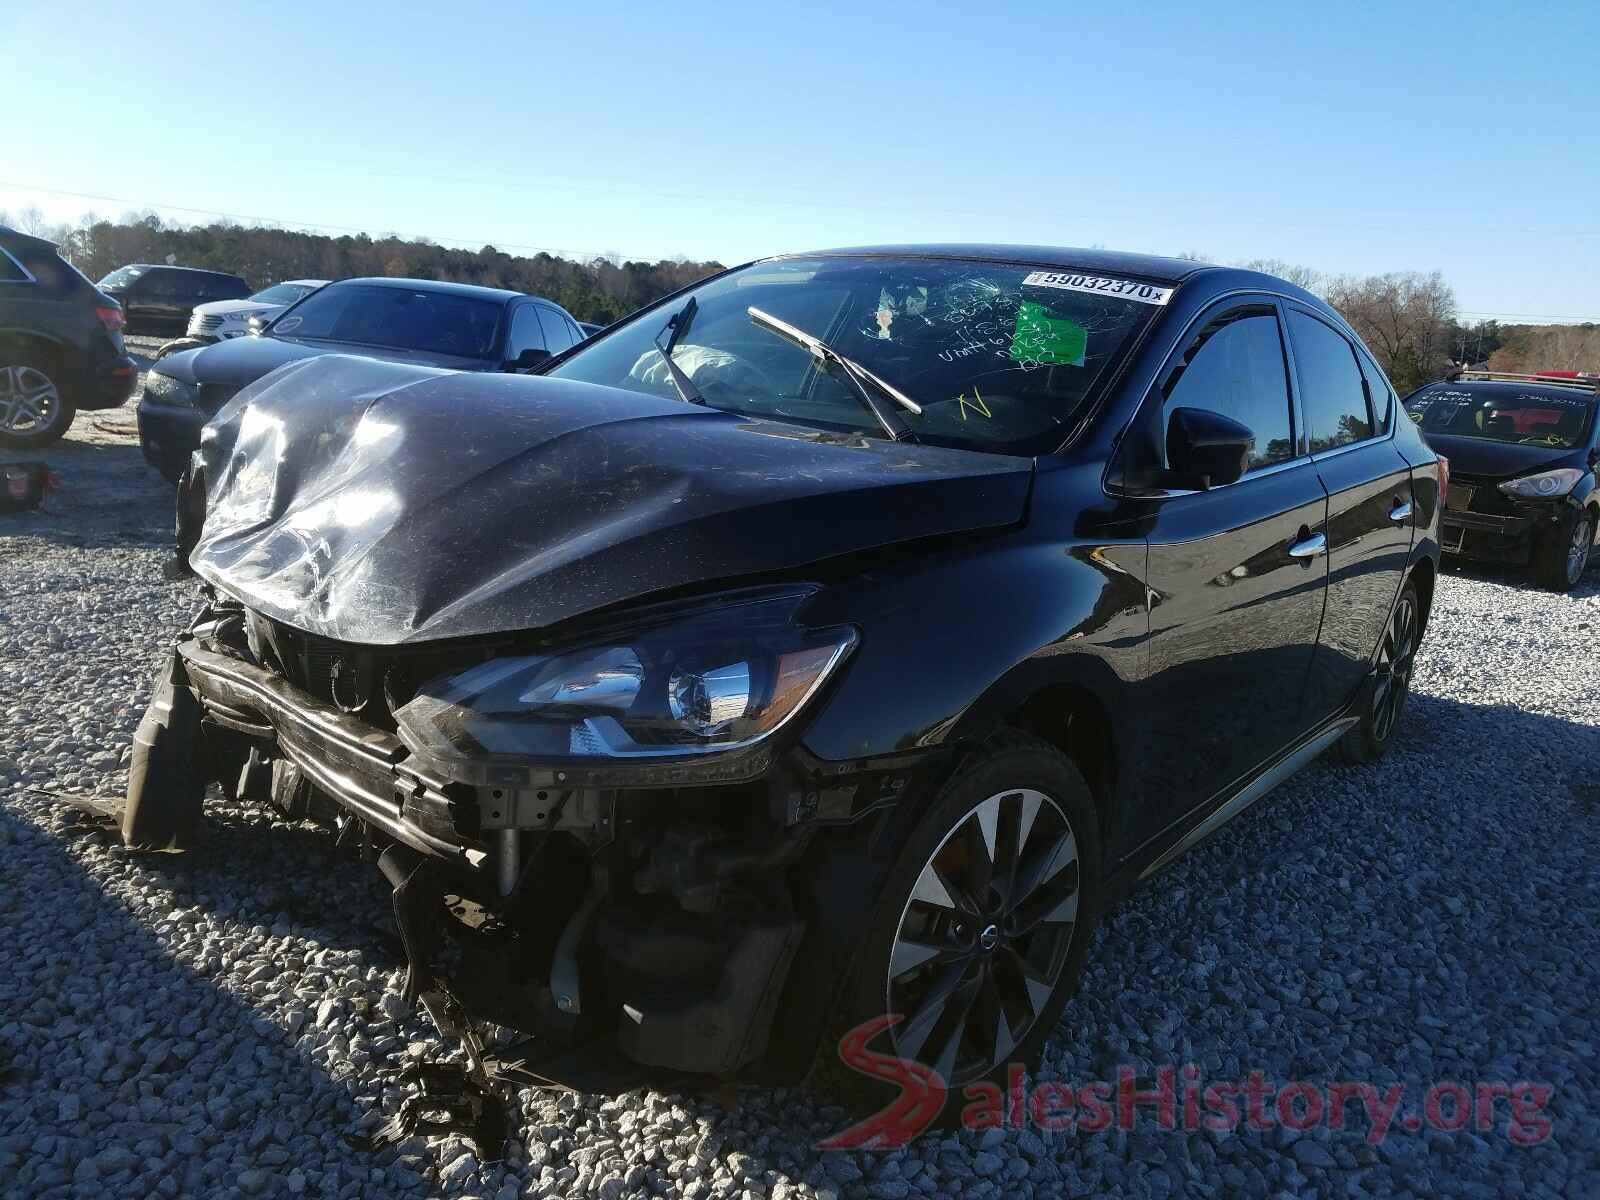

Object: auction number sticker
[1022,271,1173,306]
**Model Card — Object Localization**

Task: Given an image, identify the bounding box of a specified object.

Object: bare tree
[1325,271,1456,392]
[1235,258,1325,295]
[17,206,48,236]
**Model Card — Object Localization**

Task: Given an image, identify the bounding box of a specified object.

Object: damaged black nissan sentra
[127,247,1442,1115]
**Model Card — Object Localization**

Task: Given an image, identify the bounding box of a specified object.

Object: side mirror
[1166,407,1255,489]
[505,347,551,372]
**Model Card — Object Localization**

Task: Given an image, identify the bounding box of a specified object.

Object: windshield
[249,283,316,305]
[546,256,1163,454]
[1407,385,1596,449]
[268,283,503,358]
[98,265,145,288]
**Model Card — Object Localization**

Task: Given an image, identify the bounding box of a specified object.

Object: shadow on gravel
[5,685,1597,1199]
[1442,556,1600,600]
[0,437,173,551]
[0,801,421,1199]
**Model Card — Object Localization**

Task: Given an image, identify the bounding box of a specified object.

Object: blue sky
[4,0,1597,322]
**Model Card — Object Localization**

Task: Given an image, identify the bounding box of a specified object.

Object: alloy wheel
[1568,515,1593,584]
[1372,592,1418,743]
[0,365,61,434]
[886,788,1080,1085]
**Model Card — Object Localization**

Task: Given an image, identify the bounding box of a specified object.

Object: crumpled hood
[191,356,1034,645]
[159,334,491,391]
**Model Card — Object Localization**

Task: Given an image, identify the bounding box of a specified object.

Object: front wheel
[1337,580,1420,764]
[0,358,76,448]
[1534,508,1594,592]
[811,731,1100,1132]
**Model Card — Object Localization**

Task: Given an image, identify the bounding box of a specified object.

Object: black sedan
[1406,373,1598,589]
[137,277,587,481]
[127,247,1440,1123]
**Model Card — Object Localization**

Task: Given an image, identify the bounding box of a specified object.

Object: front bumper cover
[177,639,476,861]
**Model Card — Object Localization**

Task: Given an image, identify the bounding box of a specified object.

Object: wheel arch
[0,327,70,365]
[1407,554,1437,640]
[946,655,1128,864]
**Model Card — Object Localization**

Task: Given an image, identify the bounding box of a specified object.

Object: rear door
[1284,307,1414,721]
[1132,300,1330,843]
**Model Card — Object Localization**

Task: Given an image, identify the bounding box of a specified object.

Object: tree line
[7,208,1589,390]
[2,208,723,326]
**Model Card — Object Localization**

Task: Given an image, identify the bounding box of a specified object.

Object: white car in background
[184,279,329,343]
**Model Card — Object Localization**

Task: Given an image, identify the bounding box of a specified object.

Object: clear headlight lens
[144,371,198,408]
[394,592,856,762]
[1499,468,1584,498]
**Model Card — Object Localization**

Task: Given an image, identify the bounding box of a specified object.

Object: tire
[0,353,76,449]
[1336,579,1421,764]
[810,729,1101,1136]
[1533,507,1594,592]
[154,337,208,362]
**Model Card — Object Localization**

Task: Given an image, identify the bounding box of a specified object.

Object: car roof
[278,279,330,288]
[790,244,1218,284]
[334,276,525,302]
[116,263,246,279]
[0,225,59,253]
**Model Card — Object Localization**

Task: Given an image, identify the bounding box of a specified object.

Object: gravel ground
[2,351,1597,1198]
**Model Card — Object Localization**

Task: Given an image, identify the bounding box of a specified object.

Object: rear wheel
[1337,580,1420,764]
[0,357,76,448]
[811,731,1100,1132]
[1534,508,1594,592]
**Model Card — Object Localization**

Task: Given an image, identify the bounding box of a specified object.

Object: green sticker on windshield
[1009,302,1086,367]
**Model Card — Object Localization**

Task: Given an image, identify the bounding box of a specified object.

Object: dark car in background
[0,225,137,448]
[129,248,1442,1117]
[96,265,251,335]
[138,276,584,481]
[1406,372,1598,589]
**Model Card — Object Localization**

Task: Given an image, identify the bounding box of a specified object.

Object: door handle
[1288,531,1327,559]
[1389,499,1413,522]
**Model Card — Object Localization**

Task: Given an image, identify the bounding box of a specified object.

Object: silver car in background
[184,279,329,342]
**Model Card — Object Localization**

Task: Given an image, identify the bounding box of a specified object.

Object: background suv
[0,225,137,448]
[96,264,250,335]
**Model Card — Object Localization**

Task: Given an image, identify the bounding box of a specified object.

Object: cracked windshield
[549,256,1160,454]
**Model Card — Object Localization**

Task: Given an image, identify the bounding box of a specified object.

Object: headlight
[394,591,856,763]
[144,372,199,408]
[1499,468,1584,499]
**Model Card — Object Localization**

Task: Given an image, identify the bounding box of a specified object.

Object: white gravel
[2,358,1597,1198]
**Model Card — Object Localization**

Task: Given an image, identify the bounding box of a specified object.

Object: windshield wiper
[745,306,921,442]
[652,297,706,406]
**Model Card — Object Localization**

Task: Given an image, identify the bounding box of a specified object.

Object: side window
[0,249,32,283]
[1355,348,1393,434]
[1161,307,1297,474]
[146,270,178,299]
[537,307,579,355]
[1288,311,1373,452]
[506,305,547,358]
